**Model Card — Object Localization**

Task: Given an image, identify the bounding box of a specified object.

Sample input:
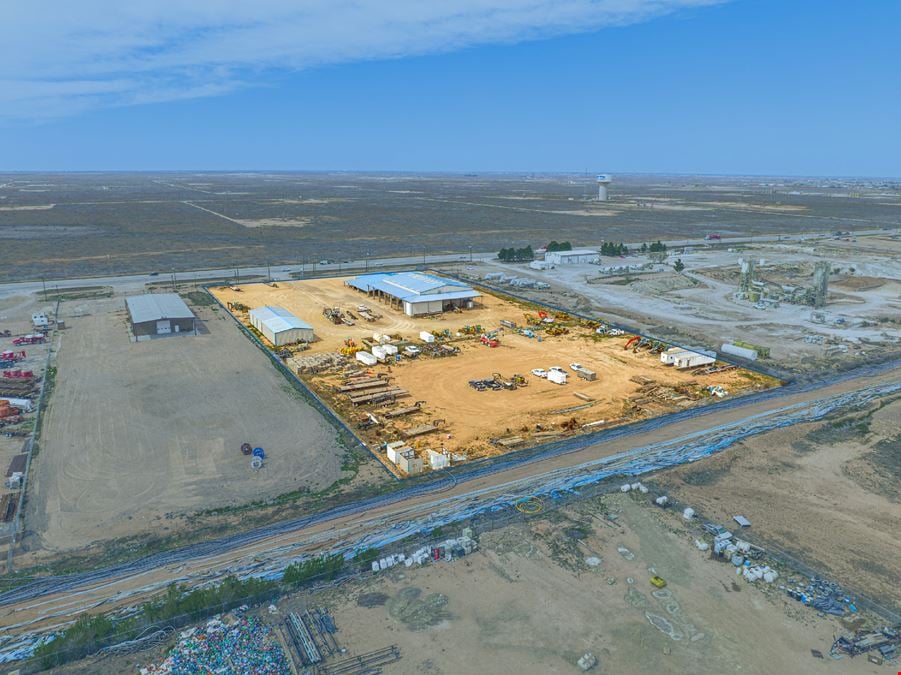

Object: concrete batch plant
[249,306,315,346]
[126,293,196,338]
[346,271,480,316]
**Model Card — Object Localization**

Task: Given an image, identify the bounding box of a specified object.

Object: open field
[2,172,900,282]
[23,295,347,553]
[212,278,778,475]
[61,493,880,675]
[657,395,901,608]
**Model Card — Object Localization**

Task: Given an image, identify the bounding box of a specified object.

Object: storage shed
[249,306,314,346]
[126,293,196,338]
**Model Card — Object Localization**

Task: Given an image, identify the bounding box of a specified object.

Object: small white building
[544,249,599,265]
[32,313,49,329]
[249,306,314,346]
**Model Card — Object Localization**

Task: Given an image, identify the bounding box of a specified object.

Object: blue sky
[1,0,899,176]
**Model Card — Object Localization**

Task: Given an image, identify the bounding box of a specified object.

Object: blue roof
[347,272,478,303]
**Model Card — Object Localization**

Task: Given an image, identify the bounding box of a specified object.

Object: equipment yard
[23,295,346,554]
[212,276,778,476]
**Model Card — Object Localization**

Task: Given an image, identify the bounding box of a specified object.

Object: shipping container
[419,331,436,343]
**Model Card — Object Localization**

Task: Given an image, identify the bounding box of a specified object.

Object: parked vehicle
[531,368,547,378]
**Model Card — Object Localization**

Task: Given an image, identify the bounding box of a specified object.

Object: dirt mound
[387,587,450,629]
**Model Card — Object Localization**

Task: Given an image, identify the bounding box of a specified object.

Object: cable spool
[514,496,543,515]
[250,456,263,470]
[252,447,265,459]
[240,443,252,455]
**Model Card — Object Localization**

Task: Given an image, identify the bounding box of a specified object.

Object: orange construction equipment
[624,336,641,350]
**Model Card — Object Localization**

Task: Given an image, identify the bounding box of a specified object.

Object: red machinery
[12,334,45,346]
[479,334,499,348]
[624,336,641,350]
[0,402,22,419]
[2,370,34,380]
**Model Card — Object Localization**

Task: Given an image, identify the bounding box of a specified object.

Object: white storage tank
[722,342,758,360]
[420,331,436,343]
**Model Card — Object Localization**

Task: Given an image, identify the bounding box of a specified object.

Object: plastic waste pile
[139,613,289,674]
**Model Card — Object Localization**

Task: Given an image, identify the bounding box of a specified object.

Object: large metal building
[249,306,315,346]
[544,249,599,265]
[126,293,196,338]
[346,272,480,316]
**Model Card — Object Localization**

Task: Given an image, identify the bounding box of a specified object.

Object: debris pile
[782,576,858,616]
[290,352,346,374]
[371,528,478,572]
[140,613,289,675]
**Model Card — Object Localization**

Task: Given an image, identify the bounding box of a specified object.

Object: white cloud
[0,0,722,120]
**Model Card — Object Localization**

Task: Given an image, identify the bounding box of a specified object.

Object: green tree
[673,258,685,272]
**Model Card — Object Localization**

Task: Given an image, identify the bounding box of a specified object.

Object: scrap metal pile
[831,624,900,662]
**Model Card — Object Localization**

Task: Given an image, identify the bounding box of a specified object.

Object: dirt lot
[209,276,518,355]
[24,296,348,553]
[79,493,878,675]
[213,278,776,474]
[657,396,901,608]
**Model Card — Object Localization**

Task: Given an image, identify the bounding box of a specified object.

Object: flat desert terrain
[25,296,347,553]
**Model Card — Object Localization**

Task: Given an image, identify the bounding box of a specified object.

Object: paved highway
[0,228,891,298]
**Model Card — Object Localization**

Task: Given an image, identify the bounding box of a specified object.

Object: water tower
[596,174,612,201]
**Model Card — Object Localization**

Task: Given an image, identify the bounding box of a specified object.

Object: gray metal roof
[249,305,313,334]
[126,293,195,324]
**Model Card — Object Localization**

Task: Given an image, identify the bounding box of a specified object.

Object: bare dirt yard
[213,277,777,474]
[210,276,519,355]
[24,296,348,553]
[656,395,901,608]
[70,492,879,675]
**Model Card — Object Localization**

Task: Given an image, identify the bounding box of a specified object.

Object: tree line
[497,245,534,262]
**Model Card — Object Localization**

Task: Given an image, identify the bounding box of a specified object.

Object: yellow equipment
[650,576,667,589]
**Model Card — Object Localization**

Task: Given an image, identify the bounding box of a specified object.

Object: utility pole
[41,277,47,302]
[469,245,473,263]
[266,260,271,282]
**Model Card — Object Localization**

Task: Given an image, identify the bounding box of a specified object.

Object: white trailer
[660,347,690,365]
[674,353,716,369]
[547,370,568,385]
[419,331,436,343]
